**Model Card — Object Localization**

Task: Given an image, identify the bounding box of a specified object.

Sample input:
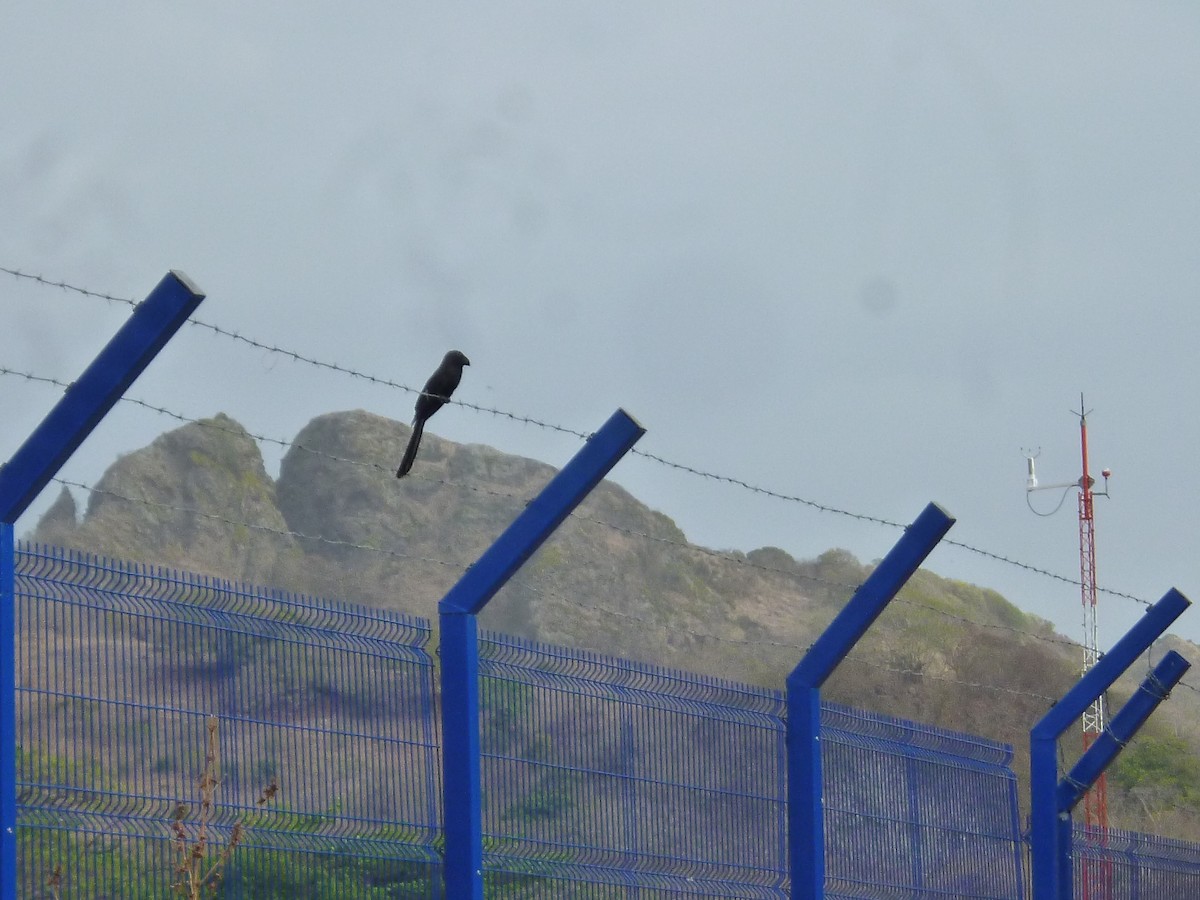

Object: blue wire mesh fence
[476,632,1026,898]
[14,542,442,898]
[1073,824,1200,899]
[477,631,788,898]
[820,704,1025,899]
[9,541,1200,897]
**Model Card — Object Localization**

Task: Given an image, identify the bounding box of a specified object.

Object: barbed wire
[6,264,1200,819]
[46,474,850,667]
[22,472,1081,707]
[45,475,843,661]
[182,318,593,440]
[0,365,536,507]
[1,365,1097,658]
[839,656,1060,704]
[0,266,1164,609]
[0,364,1165,664]
[37,468,835,657]
[2,264,589,438]
[0,365,890,586]
[51,482,1065,700]
[1,265,137,308]
[940,537,1151,608]
[625,448,903,527]
[625,446,1153,608]
[29,471,1200,703]
[566,512,1090,653]
[63,467,1181,702]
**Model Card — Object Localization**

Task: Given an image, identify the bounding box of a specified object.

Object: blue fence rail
[7,541,1200,897]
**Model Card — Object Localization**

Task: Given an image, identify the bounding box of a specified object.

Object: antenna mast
[1024,396,1113,876]
[1074,395,1110,837]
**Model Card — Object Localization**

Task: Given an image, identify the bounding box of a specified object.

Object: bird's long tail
[396,420,425,478]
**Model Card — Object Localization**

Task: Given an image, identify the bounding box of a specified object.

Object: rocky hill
[29,410,1200,836]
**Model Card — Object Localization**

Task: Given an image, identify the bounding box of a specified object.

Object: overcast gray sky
[3,3,1199,657]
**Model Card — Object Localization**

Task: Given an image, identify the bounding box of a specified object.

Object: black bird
[396,350,470,477]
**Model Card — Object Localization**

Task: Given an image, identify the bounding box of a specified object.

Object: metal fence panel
[13,542,1196,898]
[478,631,789,898]
[822,703,1025,899]
[14,542,441,898]
[477,632,1029,899]
[1073,824,1200,899]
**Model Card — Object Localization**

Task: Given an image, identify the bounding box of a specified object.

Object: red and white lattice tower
[1024,396,1112,898]
[1075,398,1108,832]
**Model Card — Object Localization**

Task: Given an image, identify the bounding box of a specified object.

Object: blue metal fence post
[1029,588,1190,900]
[1029,734,1060,900]
[0,524,14,900]
[1055,650,1191,898]
[786,502,955,900]
[0,271,205,522]
[0,271,204,900]
[1057,650,1190,815]
[440,612,483,896]
[439,409,645,900]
